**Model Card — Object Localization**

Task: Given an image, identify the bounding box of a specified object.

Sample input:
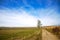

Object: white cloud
[40,17,57,26]
[37,8,60,26]
[0,7,60,27]
[0,9,37,27]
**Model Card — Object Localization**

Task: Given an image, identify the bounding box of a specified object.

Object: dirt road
[42,29,59,40]
[24,29,59,40]
[13,29,59,40]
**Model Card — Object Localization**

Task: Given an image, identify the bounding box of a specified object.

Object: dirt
[42,29,59,40]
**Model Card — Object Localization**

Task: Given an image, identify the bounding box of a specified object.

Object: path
[13,29,59,40]
[42,29,59,40]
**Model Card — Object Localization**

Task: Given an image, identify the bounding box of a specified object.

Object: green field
[0,27,41,40]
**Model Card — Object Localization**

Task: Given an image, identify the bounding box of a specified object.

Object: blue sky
[0,0,60,27]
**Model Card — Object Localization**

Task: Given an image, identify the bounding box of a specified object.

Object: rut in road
[24,30,42,40]
[42,29,59,40]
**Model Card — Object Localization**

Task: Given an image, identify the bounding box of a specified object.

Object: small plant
[52,27,60,35]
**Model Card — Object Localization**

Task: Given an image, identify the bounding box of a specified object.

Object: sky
[0,0,60,27]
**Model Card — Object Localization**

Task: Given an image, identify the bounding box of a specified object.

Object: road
[42,29,59,40]
[24,29,59,40]
[13,29,59,40]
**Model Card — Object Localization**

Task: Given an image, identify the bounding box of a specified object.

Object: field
[45,26,60,39]
[0,26,60,40]
[0,27,42,40]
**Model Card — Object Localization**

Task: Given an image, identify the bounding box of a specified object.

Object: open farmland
[0,27,42,40]
[0,26,60,40]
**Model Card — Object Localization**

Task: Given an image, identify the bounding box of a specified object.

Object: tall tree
[37,20,41,28]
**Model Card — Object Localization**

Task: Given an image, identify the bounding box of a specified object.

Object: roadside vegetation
[45,26,60,39]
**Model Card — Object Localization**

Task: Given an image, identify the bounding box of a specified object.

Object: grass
[0,27,41,40]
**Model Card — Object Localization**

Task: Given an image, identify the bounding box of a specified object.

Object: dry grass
[45,26,60,39]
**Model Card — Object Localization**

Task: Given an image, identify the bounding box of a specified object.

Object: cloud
[37,8,60,26]
[0,7,60,27]
[0,9,38,27]
[0,0,60,27]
